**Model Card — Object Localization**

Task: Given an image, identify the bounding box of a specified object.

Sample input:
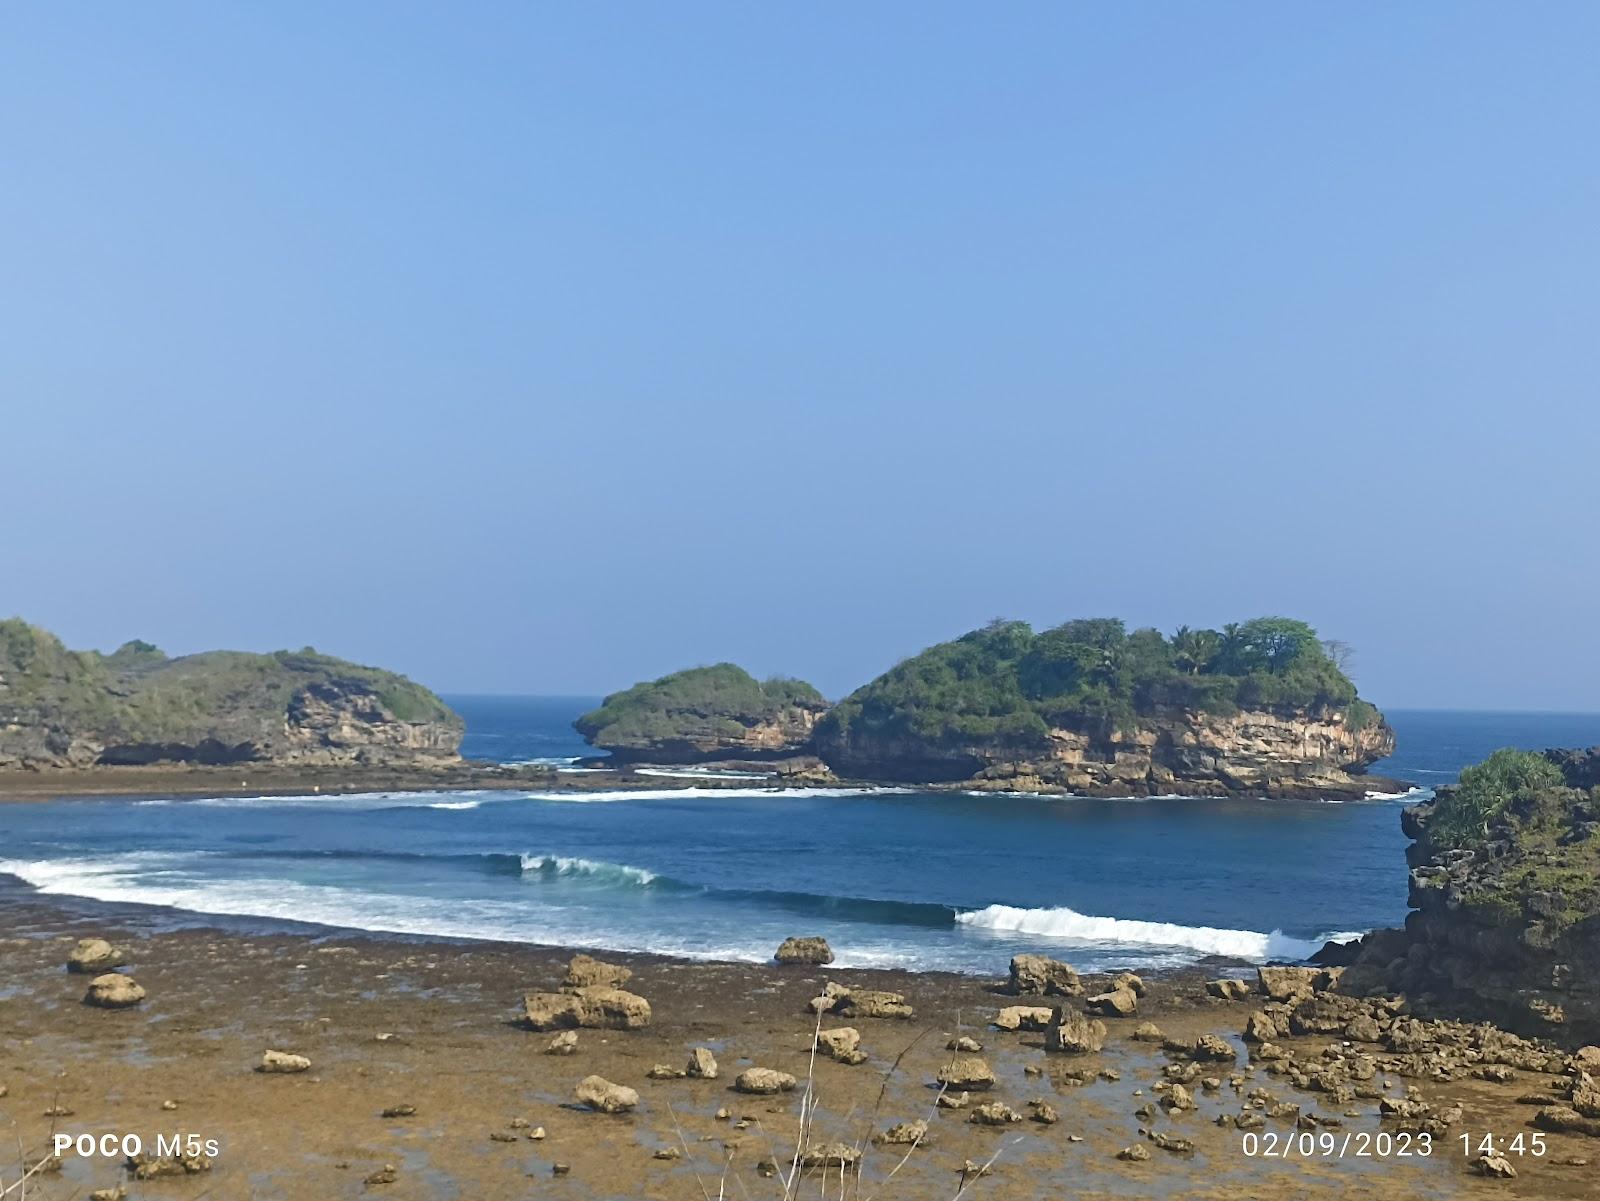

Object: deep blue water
[0,701,1593,976]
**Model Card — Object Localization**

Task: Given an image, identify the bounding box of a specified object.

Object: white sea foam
[518,854,658,886]
[134,789,503,810]
[1364,787,1432,802]
[428,800,481,810]
[0,853,883,966]
[521,785,911,803]
[634,767,771,780]
[954,903,1348,962]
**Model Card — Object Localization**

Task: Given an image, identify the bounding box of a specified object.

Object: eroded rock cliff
[820,705,1394,797]
[1338,748,1600,1044]
[0,619,462,768]
[813,617,1394,797]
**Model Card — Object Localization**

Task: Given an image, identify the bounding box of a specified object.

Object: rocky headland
[813,618,1393,797]
[574,663,828,763]
[575,617,1397,798]
[0,618,462,770]
[1337,746,1600,1045]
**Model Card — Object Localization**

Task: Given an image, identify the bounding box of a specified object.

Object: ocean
[1,701,1595,976]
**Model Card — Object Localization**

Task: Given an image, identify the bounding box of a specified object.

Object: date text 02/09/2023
[1240,1131,1551,1160]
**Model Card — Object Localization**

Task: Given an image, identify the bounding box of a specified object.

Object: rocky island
[1340,746,1600,1045]
[574,663,828,762]
[574,617,1396,798]
[816,617,1394,797]
[0,618,463,769]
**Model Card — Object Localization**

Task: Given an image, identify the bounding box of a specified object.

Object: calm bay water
[0,701,1594,975]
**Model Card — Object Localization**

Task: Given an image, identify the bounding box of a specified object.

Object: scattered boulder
[259,1050,311,1073]
[128,1150,212,1179]
[735,1068,797,1095]
[1244,1010,1287,1043]
[807,981,852,1014]
[775,936,834,965]
[1206,978,1254,1002]
[1572,1074,1600,1120]
[994,1005,1054,1032]
[1162,1084,1195,1112]
[1257,966,1321,1001]
[969,1101,1022,1126]
[1086,987,1138,1018]
[575,1076,638,1114]
[562,954,633,990]
[1152,1132,1195,1154]
[947,1035,983,1052]
[875,1119,929,1146]
[67,938,124,974]
[837,989,914,1020]
[1472,1153,1517,1178]
[1029,1100,1060,1125]
[798,1143,860,1173]
[1131,1021,1166,1043]
[545,1030,580,1056]
[647,1064,686,1079]
[1045,1010,1107,1055]
[83,973,145,1009]
[686,1047,718,1079]
[1006,954,1081,996]
[1117,1144,1151,1162]
[816,1027,861,1061]
[937,1091,970,1109]
[935,1057,996,1091]
[380,1104,416,1118]
[1113,972,1147,996]
[1534,1106,1600,1137]
[363,1165,398,1187]
[523,986,651,1030]
[1189,1033,1237,1062]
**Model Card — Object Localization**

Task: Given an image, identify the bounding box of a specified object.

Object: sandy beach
[2,882,1595,1201]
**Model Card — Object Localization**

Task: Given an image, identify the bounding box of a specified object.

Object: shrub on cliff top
[1428,748,1567,848]
[822,615,1374,746]
[575,663,825,746]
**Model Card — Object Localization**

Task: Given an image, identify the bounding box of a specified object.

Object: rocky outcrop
[1338,748,1600,1044]
[575,664,827,762]
[523,986,652,1031]
[83,973,145,1008]
[1006,954,1081,996]
[819,706,1394,798]
[67,938,125,974]
[258,1050,311,1073]
[775,936,834,965]
[812,617,1395,797]
[734,1067,797,1095]
[0,619,462,769]
[575,1076,638,1113]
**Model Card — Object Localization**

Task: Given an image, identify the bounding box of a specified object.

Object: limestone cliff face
[816,706,1395,797]
[1338,750,1600,1044]
[0,619,463,769]
[575,664,828,762]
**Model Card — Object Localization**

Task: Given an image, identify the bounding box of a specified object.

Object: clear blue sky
[4,4,1597,709]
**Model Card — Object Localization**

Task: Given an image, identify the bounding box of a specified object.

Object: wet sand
[1,890,1595,1201]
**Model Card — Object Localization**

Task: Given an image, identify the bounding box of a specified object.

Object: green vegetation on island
[0,617,461,768]
[1350,746,1600,1040]
[1413,748,1599,932]
[575,664,827,759]
[820,616,1377,747]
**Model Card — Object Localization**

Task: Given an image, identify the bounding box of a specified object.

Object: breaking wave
[954,903,1354,962]
[517,854,659,886]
